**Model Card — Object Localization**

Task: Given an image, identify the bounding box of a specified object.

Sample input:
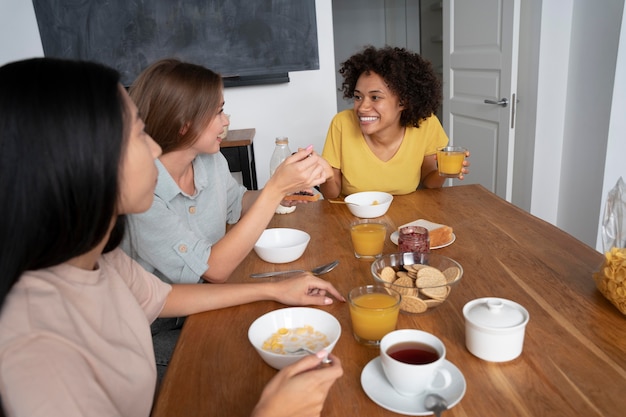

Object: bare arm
[319,167,342,199]
[160,272,345,318]
[420,154,446,189]
[200,148,328,283]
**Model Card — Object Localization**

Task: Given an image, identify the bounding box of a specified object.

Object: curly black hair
[339,45,441,128]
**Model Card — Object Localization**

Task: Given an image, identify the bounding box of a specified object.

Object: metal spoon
[424,393,448,417]
[327,199,360,206]
[250,260,339,278]
[286,347,332,364]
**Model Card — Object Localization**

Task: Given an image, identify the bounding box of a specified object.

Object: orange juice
[349,291,400,344]
[350,222,386,258]
[437,147,467,177]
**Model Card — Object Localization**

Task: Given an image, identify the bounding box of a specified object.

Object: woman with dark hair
[123,59,332,286]
[319,45,470,198]
[0,57,343,417]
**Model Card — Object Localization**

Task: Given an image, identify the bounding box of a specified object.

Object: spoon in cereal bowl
[286,347,332,364]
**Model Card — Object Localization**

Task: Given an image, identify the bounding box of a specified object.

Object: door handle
[484,98,508,107]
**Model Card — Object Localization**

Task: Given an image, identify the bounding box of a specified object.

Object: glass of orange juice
[436,146,468,178]
[348,285,401,346]
[350,220,386,259]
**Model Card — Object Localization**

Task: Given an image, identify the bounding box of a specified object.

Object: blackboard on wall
[32,0,319,87]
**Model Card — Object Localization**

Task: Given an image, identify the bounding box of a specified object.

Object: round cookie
[442,266,461,283]
[416,268,448,299]
[424,298,445,308]
[379,266,396,283]
[393,275,417,296]
[420,284,450,300]
[400,295,428,313]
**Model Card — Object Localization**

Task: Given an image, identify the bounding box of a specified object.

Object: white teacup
[380,329,452,396]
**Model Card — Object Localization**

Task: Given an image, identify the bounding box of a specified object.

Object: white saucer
[390,231,456,249]
[361,357,466,416]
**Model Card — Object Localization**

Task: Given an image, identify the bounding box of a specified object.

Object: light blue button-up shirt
[122,153,247,284]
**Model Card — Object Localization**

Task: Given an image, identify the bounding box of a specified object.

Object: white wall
[0,1,43,60]
[530,1,574,224]
[596,3,626,251]
[530,0,625,250]
[0,0,338,189]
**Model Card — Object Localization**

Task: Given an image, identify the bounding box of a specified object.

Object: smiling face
[118,87,162,215]
[353,71,404,138]
[191,92,230,155]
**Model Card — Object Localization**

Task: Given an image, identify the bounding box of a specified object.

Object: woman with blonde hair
[124,59,335,376]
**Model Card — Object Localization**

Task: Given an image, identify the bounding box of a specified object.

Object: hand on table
[272,274,346,306]
[252,352,343,417]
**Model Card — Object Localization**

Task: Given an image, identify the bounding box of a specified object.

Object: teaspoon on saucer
[424,393,448,417]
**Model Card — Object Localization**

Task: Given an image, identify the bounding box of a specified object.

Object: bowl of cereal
[344,191,393,218]
[248,307,341,370]
[371,252,463,314]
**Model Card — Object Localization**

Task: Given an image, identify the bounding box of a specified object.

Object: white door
[442,0,520,200]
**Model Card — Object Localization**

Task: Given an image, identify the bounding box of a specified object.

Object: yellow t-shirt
[322,110,449,195]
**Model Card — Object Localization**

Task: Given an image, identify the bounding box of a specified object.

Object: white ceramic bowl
[463,297,530,362]
[248,307,341,370]
[344,191,393,218]
[253,228,310,263]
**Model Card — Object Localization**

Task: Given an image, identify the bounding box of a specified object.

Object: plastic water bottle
[269,137,296,214]
[270,137,291,176]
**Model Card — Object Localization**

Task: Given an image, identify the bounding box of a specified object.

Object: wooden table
[152,185,626,417]
[220,128,257,190]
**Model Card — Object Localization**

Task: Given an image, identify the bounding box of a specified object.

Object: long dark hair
[0,58,127,308]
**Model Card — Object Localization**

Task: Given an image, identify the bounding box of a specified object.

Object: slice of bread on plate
[399,219,453,248]
[283,191,321,202]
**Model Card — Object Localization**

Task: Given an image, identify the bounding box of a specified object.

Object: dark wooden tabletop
[152,184,625,417]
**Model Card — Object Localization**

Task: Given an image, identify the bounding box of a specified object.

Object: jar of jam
[398,226,430,254]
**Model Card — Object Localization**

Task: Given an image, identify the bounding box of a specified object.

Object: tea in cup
[380,329,452,396]
[350,219,386,259]
[348,285,401,346]
[436,146,467,178]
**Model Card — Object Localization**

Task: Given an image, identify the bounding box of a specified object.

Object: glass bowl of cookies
[371,252,463,314]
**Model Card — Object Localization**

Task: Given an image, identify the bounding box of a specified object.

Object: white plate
[361,357,466,416]
[390,231,456,249]
[390,219,455,249]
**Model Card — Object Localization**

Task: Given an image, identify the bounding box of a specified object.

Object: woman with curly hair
[319,46,469,198]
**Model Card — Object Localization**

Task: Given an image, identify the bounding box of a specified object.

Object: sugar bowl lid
[463,297,529,330]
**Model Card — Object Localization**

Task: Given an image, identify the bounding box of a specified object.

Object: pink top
[0,248,172,417]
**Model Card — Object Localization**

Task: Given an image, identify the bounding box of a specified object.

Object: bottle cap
[275,137,289,144]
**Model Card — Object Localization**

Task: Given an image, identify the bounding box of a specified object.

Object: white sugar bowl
[463,297,530,362]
